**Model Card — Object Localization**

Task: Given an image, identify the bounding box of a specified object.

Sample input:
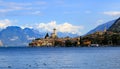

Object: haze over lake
[0,47,120,69]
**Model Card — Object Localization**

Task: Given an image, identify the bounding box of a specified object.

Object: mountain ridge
[86,17,120,35]
[108,17,120,32]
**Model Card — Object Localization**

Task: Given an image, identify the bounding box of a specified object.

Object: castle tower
[53,28,57,35]
[51,28,57,39]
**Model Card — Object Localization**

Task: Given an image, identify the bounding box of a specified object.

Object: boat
[90,44,99,47]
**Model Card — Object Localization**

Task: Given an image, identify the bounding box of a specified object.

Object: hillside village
[29,17,120,47]
[29,27,120,47]
[29,28,81,47]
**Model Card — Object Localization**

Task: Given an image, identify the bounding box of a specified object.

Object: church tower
[53,28,57,35]
[51,28,57,38]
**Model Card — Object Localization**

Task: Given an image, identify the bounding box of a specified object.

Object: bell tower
[51,28,57,39]
[53,28,57,35]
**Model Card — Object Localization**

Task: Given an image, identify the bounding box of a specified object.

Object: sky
[0,0,120,35]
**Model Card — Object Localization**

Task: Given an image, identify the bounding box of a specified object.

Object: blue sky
[0,0,120,35]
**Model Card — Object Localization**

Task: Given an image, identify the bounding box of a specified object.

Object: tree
[111,34,119,45]
[65,39,72,47]
[45,33,49,39]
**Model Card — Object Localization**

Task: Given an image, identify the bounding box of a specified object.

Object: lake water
[0,47,120,69]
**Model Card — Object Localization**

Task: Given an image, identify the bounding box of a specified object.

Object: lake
[0,47,120,69]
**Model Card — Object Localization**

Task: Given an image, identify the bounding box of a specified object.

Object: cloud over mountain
[0,19,84,35]
[36,21,84,35]
[103,11,120,16]
[0,19,11,28]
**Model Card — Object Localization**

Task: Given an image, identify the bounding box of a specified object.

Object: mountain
[87,17,120,35]
[23,28,44,39]
[0,26,42,46]
[108,17,120,32]
[0,26,78,46]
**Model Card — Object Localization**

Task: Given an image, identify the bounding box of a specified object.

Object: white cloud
[20,24,34,29]
[103,11,120,16]
[0,1,46,16]
[0,7,27,13]
[0,9,11,13]
[36,21,84,35]
[0,19,12,28]
[0,1,31,7]
[0,1,32,13]
[26,11,42,15]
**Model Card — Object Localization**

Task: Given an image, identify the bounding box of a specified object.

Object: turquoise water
[0,47,120,69]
